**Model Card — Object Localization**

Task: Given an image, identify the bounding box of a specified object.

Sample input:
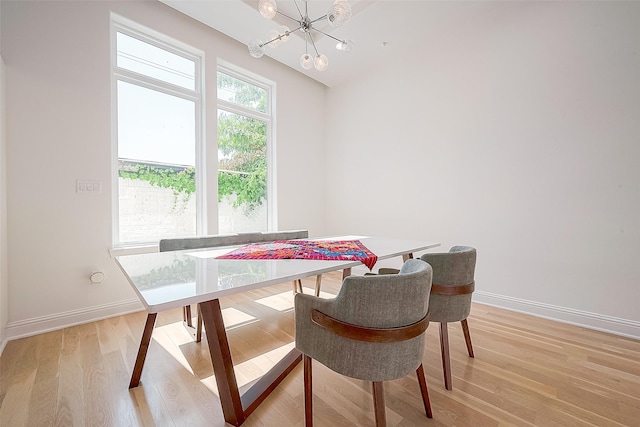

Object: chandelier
[248,0,353,71]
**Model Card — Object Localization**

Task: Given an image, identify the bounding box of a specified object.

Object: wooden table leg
[314,274,322,296]
[342,268,352,279]
[402,253,414,262]
[183,305,193,327]
[129,312,157,388]
[198,298,302,426]
[196,305,203,343]
[199,299,245,426]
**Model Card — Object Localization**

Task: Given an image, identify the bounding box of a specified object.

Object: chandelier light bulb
[327,1,352,27]
[248,39,265,58]
[314,54,328,71]
[300,53,314,70]
[267,30,282,48]
[336,39,353,52]
[259,0,277,19]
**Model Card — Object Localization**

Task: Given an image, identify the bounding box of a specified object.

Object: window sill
[109,244,159,258]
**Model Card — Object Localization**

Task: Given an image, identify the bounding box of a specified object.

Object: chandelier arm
[260,25,303,48]
[287,25,304,34]
[308,32,320,57]
[313,28,347,44]
[276,10,302,23]
[260,37,281,48]
[293,0,304,19]
[309,15,328,25]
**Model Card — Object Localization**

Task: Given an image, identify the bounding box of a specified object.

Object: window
[111,18,203,246]
[217,67,274,233]
[111,18,275,247]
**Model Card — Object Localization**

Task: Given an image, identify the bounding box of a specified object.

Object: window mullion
[115,69,200,102]
[217,99,269,122]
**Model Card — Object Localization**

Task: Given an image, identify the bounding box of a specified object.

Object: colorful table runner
[216,239,378,270]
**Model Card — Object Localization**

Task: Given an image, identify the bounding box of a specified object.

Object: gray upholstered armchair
[420,246,476,390]
[294,259,434,426]
[378,246,477,390]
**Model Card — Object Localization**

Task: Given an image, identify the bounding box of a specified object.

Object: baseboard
[473,291,640,340]
[4,291,636,349]
[5,298,144,341]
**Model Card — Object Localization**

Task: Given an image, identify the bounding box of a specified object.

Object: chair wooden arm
[311,309,430,343]
[431,281,475,296]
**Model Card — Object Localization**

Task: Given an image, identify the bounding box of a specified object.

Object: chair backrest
[420,246,476,323]
[158,229,309,252]
[295,259,433,382]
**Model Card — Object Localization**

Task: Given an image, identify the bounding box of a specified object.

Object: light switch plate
[76,179,102,194]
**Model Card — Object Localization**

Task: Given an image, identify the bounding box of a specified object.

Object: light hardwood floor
[1,271,639,426]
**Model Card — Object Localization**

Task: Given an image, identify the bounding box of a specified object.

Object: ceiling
[160,0,496,88]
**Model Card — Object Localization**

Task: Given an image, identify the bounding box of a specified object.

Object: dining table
[115,235,440,426]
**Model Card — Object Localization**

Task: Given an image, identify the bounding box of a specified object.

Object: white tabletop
[115,236,440,313]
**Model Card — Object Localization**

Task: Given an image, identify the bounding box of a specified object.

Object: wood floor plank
[1,271,638,426]
[103,350,144,427]
[129,383,175,427]
[25,375,58,427]
[97,318,121,356]
[0,367,37,426]
[0,336,29,398]
[56,337,85,427]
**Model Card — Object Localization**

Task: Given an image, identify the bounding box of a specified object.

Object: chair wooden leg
[196,305,203,343]
[372,381,386,427]
[183,305,193,327]
[439,322,452,390]
[416,364,433,418]
[461,319,474,358]
[304,355,313,427]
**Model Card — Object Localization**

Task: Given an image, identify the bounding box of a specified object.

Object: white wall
[1,0,327,339]
[325,1,640,338]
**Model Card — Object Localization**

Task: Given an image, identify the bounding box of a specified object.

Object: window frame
[110,15,205,248]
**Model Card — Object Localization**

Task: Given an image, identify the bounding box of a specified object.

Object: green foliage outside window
[217,112,267,212]
[119,163,195,197]
[217,72,268,213]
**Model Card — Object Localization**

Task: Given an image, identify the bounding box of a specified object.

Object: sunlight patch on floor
[255,288,336,312]
[221,307,258,329]
[200,342,297,393]
[153,306,258,374]
[152,324,195,374]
